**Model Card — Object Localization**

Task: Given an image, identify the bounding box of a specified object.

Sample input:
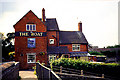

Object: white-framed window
[72,44,80,51]
[49,54,56,62]
[27,53,36,63]
[49,39,54,44]
[26,24,36,31]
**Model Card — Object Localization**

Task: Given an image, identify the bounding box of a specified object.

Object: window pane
[49,39,54,44]
[72,44,80,51]
[30,25,32,30]
[73,47,75,50]
[49,55,56,62]
[27,54,36,63]
[33,25,36,30]
[27,25,29,30]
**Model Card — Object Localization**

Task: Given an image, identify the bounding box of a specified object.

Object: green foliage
[50,62,53,70]
[33,66,36,75]
[39,52,45,55]
[107,44,120,48]
[34,70,36,75]
[17,76,21,80]
[107,46,114,48]
[89,51,104,55]
[2,33,15,61]
[101,50,116,57]
[52,58,120,78]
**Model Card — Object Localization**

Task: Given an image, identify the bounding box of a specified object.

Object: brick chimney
[78,21,82,32]
[42,8,45,22]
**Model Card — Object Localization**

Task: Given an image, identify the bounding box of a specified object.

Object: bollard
[60,66,62,73]
[102,74,104,78]
[81,70,83,76]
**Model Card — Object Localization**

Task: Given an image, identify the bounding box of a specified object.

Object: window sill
[72,50,80,51]
[27,62,36,63]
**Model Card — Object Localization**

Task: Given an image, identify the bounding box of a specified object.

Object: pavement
[19,70,37,80]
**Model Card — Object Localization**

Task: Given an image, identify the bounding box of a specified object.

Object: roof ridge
[14,10,43,27]
[46,18,56,19]
[60,31,82,32]
[59,31,88,44]
[39,18,56,19]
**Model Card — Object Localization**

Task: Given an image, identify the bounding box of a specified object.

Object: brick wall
[14,10,46,32]
[60,44,88,52]
[14,10,47,69]
[47,31,58,46]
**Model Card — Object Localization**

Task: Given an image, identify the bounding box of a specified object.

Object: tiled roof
[89,48,120,52]
[70,52,89,57]
[14,10,42,28]
[47,46,69,54]
[59,31,88,44]
[40,18,59,31]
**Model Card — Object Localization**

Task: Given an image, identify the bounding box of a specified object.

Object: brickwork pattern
[14,11,47,69]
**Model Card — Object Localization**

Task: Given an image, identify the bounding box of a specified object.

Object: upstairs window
[72,44,80,51]
[26,24,36,31]
[49,39,54,44]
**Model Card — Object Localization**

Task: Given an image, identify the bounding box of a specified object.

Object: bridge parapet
[0,62,19,80]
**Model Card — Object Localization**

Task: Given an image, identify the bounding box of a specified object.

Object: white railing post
[102,74,104,78]
[81,70,83,76]
[49,69,51,80]
[60,66,62,73]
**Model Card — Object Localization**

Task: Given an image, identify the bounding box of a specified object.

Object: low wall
[0,62,19,80]
[36,63,62,80]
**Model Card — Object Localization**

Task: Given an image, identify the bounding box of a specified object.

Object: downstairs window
[27,53,36,63]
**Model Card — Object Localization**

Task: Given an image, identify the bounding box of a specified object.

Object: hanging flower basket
[39,52,45,55]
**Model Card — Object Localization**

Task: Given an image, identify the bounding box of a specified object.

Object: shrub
[32,66,36,75]
[89,51,104,55]
[52,58,120,78]
[101,50,116,57]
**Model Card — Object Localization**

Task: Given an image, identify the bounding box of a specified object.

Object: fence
[48,65,114,80]
[36,63,62,80]
[0,62,19,80]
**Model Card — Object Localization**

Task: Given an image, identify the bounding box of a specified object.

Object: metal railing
[48,65,119,80]
[36,63,62,80]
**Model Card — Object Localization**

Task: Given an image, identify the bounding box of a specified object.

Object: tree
[107,44,120,48]
[2,32,15,61]
[89,51,104,55]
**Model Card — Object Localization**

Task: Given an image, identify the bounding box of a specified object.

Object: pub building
[14,8,88,69]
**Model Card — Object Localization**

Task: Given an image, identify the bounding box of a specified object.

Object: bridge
[1,62,114,80]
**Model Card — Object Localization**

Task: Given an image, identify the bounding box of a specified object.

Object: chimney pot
[42,8,45,22]
[78,21,82,32]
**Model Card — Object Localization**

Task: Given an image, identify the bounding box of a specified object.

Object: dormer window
[72,44,80,51]
[26,24,36,31]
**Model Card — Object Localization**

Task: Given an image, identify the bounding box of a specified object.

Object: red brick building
[14,8,88,69]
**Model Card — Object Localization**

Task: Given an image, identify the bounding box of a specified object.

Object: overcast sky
[0,0,119,48]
